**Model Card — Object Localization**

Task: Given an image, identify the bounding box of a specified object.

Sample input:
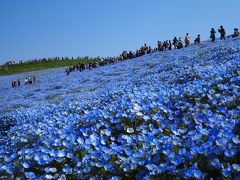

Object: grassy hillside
[0,59,92,76]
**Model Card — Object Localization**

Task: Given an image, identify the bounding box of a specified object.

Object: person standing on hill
[210,28,216,42]
[218,26,226,40]
[185,33,190,47]
[143,44,148,54]
[177,37,183,49]
[168,40,172,50]
[17,79,21,86]
[24,78,28,84]
[173,37,178,49]
[194,35,201,44]
[11,80,14,88]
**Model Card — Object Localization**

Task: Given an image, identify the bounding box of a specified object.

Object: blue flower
[232,164,240,172]
[83,166,91,173]
[25,172,36,179]
[216,138,228,147]
[222,166,232,177]
[62,164,72,174]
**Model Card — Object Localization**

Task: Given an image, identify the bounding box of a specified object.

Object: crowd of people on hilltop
[11,75,36,88]
[65,57,121,75]
[120,26,239,62]
[65,26,239,75]
[210,26,239,42]
[3,25,239,78]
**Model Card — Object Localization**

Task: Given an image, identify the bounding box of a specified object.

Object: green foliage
[0,58,92,76]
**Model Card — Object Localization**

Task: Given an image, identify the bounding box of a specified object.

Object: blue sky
[0,0,239,64]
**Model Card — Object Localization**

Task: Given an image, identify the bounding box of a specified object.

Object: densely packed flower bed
[0,38,240,179]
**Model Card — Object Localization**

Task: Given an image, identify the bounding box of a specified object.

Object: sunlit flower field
[0,38,240,179]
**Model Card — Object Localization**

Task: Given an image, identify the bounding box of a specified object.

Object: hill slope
[0,38,240,179]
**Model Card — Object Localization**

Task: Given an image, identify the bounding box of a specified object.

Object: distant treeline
[2,56,96,66]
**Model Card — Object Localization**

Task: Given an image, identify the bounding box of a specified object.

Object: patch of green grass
[0,59,93,76]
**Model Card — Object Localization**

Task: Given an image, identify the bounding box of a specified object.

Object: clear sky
[0,0,239,64]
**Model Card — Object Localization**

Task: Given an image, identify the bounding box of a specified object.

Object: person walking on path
[218,26,226,40]
[210,28,216,42]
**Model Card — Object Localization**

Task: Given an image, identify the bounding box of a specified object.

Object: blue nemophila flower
[25,172,36,179]
[209,158,221,169]
[133,104,142,112]
[224,149,237,158]
[4,154,17,163]
[222,166,232,177]
[200,129,209,136]
[146,164,158,171]
[22,161,30,168]
[62,165,72,174]
[83,167,91,173]
[58,174,67,180]
[57,149,66,158]
[42,154,51,163]
[122,135,133,144]
[109,176,121,180]
[115,123,123,131]
[45,174,54,179]
[193,169,203,179]
[216,137,228,147]
[45,167,57,173]
[232,137,240,144]
[77,137,84,144]
[124,148,132,156]
[232,164,240,172]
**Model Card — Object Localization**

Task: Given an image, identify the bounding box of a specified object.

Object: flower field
[0,38,240,179]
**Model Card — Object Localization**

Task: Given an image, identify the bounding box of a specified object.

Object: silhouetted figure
[28,76,32,84]
[218,26,225,40]
[80,63,85,71]
[157,41,163,51]
[143,44,148,54]
[210,28,216,42]
[17,79,21,86]
[163,41,169,50]
[185,33,190,47]
[194,35,201,44]
[148,46,152,54]
[168,40,172,50]
[177,38,183,49]
[173,37,178,49]
[11,80,17,87]
[122,51,128,60]
[128,51,133,59]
